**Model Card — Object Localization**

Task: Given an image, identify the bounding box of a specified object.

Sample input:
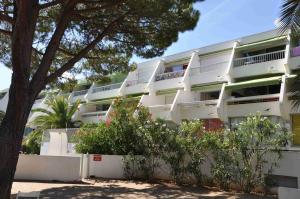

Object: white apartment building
[2,29,300,189]
[1,29,300,143]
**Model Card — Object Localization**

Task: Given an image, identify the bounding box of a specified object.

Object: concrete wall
[88,155,125,179]
[15,155,81,181]
[278,187,300,199]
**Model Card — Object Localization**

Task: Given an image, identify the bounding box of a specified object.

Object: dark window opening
[200,91,220,101]
[231,85,281,98]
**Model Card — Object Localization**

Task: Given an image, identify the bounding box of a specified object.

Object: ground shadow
[25,180,275,199]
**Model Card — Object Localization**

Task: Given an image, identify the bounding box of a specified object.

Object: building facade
[1,29,300,144]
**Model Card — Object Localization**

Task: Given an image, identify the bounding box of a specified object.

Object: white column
[217,83,229,123]
[284,33,292,75]
[182,51,199,91]
[146,60,164,95]
[226,41,238,84]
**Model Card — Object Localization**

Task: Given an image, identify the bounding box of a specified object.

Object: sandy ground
[12,180,275,199]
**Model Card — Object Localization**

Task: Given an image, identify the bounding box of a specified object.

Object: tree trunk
[0,1,39,198]
[0,82,33,198]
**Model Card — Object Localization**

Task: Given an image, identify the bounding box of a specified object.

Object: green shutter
[191,83,224,92]
[156,88,182,95]
[235,36,287,51]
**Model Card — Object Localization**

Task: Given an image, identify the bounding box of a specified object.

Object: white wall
[15,155,81,181]
[279,187,300,199]
[88,155,125,179]
[232,59,286,79]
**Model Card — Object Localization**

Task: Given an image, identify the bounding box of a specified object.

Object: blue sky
[0,0,282,90]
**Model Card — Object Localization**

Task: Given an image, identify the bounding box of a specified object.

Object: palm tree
[279,0,300,33]
[279,0,300,107]
[32,96,81,129]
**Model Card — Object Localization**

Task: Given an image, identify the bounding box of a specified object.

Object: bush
[210,114,290,192]
[22,129,43,154]
[74,101,290,191]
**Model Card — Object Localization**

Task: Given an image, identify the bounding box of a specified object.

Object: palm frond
[279,0,300,34]
[32,96,81,129]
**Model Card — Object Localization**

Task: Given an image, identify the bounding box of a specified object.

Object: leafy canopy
[0,0,201,85]
[32,96,81,129]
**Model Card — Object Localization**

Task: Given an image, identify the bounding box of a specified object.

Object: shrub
[22,129,43,154]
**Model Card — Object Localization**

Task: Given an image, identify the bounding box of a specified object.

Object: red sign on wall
[93,155,102,161]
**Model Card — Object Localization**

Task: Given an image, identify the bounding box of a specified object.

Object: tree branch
[29,1,79,92]
[39,0,63,9]
[46,14,127,83]
[0,13,14,24]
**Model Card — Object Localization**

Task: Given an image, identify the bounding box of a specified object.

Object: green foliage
[22,129,43,154]
[210,115,290,192]
[0,1,201,85]
[74,102,290,191]
[32,96,81,129]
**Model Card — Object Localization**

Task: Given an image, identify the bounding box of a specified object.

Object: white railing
[227,94,280,105]
[148,104,172,110]
[92,82,122,93]
[73,89,88,97]
[179,99,219,107]
[126,78,148,87]
[155,70,185,81]
[81,111,107,118]
[233,50,285,67]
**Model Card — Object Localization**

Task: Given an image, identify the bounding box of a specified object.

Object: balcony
[232,50,286,78]
[70,89,88,103]
[87,83,122,101]
[179,99,218,120]
[80,111,107,123]
[189,62,228,85]
[148,104,172,120]
[155,70,185,81]
[124,79,148,95]
[153,70,185,91]
[226,94,281,117]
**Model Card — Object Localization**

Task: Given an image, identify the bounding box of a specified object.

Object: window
[164,63,188,73]
[231,85,280,98]
[96,104,110,111]
[200,91,220,101]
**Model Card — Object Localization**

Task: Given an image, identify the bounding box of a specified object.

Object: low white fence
[15,150,300,193]
[15,154,81,182]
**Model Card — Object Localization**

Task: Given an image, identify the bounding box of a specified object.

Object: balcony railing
[155,70,185,81]
[233,50,285,67]
[73,89,88,97]
[92,82,122,93]
[81,111,107,118]
[126,78,148,87]
[227,94,280,105]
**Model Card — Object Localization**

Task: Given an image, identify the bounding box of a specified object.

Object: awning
[156,87,182,95]
[90,97,115,104]
[235,36,287,51]
[225,76,282,91]
[191,83,224,92]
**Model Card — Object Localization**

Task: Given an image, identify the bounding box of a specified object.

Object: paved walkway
[12,180,275,199]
